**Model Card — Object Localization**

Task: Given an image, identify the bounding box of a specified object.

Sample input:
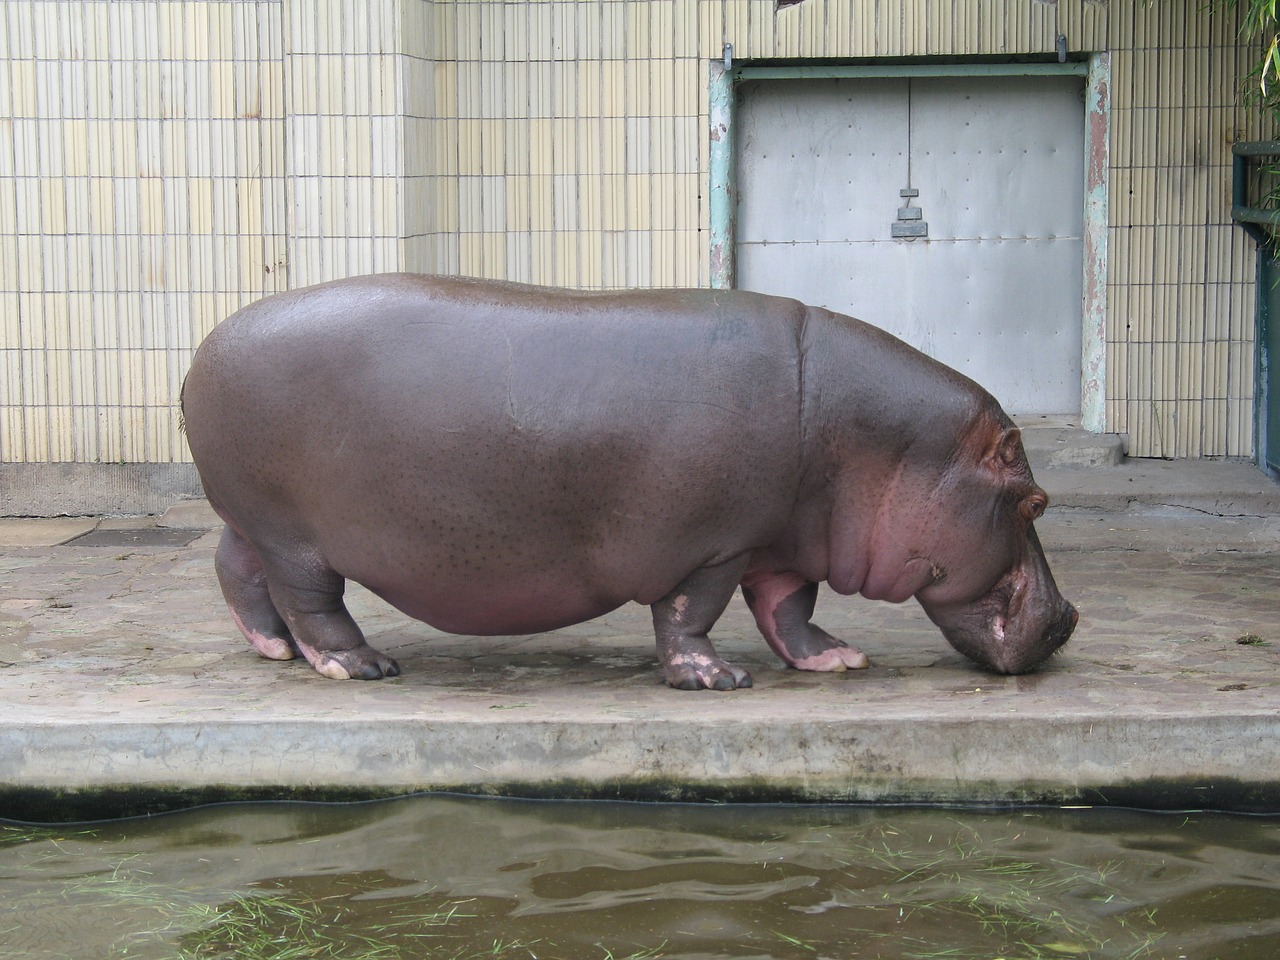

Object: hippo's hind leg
[257,552,400,681]
[216,525,399,680]
[215,525,299,662]
[651,558,753,691]
[740,571,869,672]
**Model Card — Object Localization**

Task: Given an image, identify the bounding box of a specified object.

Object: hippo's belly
[366,577,624,637]
[304,485,742,637]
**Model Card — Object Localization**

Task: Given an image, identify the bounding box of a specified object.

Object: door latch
[891,188,928,240]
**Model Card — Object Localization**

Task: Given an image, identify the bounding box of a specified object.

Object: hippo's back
[182,274,809,627]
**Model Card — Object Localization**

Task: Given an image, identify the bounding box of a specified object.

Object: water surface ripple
[2,797,1277,959]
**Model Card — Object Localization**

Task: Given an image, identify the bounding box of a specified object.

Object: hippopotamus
[181,274,1077,689]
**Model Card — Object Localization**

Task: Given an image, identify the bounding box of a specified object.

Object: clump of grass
[831,824,1165,960]
[44,864,530,960]
[8,837,664,960]
[0,824,99,847]
[773,930,818,951]
[174,889,533,960]
[1236,634,1268,646]
[173,889,665,960]
[600,946,666,960]
[176,892,355,959]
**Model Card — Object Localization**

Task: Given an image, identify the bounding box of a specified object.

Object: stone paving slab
[1,497,1278,819]
[0,518,97,548]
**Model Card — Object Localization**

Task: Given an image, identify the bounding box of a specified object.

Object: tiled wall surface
[421,0,707,288]
[0,0,1271,469]
[282,1,407,286]
[1100,3,1265,458]
[2,0,288,464]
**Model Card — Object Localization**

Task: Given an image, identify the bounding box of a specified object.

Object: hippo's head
[911,423,1078,674]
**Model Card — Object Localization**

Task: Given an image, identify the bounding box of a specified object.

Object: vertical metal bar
[1256,250,1271,473]
[1233,145,1278,473]
[1080,51,1111,434]
[1233,148,1247,210]
[708,59,735,289]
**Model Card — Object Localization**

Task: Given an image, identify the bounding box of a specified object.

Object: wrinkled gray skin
[181,274,1077,689]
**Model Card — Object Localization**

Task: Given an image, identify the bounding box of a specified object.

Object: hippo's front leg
[651,559,753,691]
[741,571,869,672]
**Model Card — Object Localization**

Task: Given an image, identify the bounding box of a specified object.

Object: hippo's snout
[925,561,1078,676]
[982,598,1077,675]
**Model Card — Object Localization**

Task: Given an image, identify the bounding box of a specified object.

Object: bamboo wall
[0,0,1270,479]
[1,1,287,463]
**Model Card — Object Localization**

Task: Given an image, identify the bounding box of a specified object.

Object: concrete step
[1017,416,1280,516]
[1041,457,1280,516]
[1017,415,1127,469]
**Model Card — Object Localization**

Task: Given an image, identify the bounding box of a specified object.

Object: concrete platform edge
[4,713,1279,821]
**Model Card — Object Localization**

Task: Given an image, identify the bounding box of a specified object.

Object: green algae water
[1,797,1277,960]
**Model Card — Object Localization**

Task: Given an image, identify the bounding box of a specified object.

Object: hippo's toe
[663,656,752,691]
[297,642,401,681]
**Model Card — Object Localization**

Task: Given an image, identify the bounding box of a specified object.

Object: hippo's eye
[1019,492,1047,523]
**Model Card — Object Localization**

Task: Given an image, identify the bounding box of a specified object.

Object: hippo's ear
[981,426,1027,471]
[995,427,1023,467]
[981,427,1040,508]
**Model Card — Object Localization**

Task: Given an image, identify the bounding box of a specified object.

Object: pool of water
[1,796,1277,960]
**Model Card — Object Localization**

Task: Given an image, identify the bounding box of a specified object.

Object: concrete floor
[1,456,1278,820]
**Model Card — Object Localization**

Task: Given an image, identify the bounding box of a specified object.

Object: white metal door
[736,76,1085,415]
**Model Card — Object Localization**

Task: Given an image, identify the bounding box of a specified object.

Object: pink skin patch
[228,605,396,680]
[662,650,751,689]
[741,570,870,672]
[660,647,747,691]
[229,608,296,661]
[790,645,870,672]
[291,637,400,681]
[293,639,354,680]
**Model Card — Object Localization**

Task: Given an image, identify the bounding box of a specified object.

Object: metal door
[736,75,1085,415]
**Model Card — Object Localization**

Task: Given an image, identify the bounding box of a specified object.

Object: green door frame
[1232,141,1280,477]
[708,56,1112,434]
